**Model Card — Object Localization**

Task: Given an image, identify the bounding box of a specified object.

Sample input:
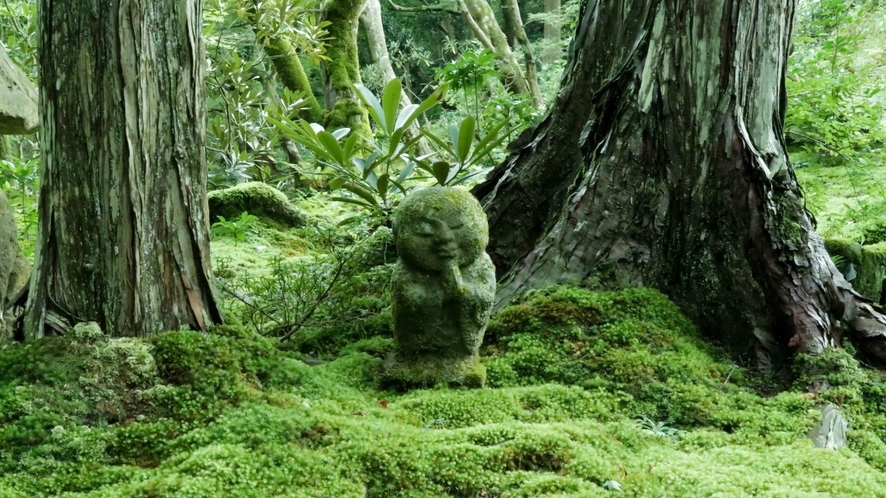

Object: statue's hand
[442,263,463,296]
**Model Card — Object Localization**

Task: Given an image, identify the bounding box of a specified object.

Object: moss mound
[6,288,886,496]
[207,182,305,228]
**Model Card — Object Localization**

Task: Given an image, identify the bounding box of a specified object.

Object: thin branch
[456,0,495,51]
[387,0,459,15]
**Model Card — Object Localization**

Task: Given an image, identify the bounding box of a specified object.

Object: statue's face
[394,188,488,272]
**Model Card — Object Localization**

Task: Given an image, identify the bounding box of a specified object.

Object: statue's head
[393,187,489,272]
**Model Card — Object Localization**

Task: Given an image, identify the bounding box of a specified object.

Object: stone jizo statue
[384,187,496,388]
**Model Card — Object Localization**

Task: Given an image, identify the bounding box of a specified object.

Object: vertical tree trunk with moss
[250,1,324,123]
[26,0,223,339]
[321,0,372,135]
[0,137,8,160]
[476,0,886,364]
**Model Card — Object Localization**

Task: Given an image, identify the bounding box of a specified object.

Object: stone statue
[384,187,496,388]
[0,189,18,323]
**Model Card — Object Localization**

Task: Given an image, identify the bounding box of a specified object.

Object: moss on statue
[385,187,496,389]
[826,238,886,303]
[207,182,305,228]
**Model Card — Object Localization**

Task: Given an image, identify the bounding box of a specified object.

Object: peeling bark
[477,0,886,363]
[27,0,223,338]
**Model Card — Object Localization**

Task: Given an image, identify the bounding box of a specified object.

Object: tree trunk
[476,0,886,364]
[257,32,324,123]
[498,0,543,107]
[321,0,372,135]
[27,0,223,339]
[458,0,531,96]
[542,0,560,64]
[359,0,431,155]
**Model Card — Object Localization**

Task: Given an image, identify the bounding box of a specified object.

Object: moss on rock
[207,182,305,228]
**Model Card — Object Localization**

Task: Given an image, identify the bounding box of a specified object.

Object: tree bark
[27,0,223,339]
[476,0,886,364]
[498,0,543,107]
[256,30,324,123]
[359,0,431,155]
[458,0,531,96]
[321,0,372,135]
[542,0,560,64]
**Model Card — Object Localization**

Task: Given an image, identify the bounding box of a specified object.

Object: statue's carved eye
[449,222,464,230]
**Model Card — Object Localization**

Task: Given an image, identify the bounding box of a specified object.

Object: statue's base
[381,353,486,390]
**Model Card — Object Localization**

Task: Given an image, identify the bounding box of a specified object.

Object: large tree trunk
[249,2,324,124]
[320,0,372,135]
[27,0,223,339]
[476,0,886,364]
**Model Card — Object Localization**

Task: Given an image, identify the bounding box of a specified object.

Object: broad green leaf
[316,131,345,166]
[355,83,386,131]
[388,128,406,157]
[449,167,493,186]
[330,196,375,208]
[457,117,475,164]
[448,123,461,161]
[432,161,451,185]
[342,134,359,163]
[382,79,402,136]
[422,129,456,157]
[343,182,379,205]
[331,127,351,140]
[397,162,416,185]
[377,173,390,200]
[394,104,420,131]
[329,177,347,190]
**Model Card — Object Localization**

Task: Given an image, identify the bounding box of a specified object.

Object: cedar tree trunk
[475,0,886,364]
[27,0,223,338]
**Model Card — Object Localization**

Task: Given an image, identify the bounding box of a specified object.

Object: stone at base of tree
[807,404,848,450]
[207,182,305,228]
[381,353,486,390]
[825,238,886,304]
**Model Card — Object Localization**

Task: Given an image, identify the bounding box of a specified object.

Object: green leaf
[382,79,402,136]
[394,104,420,131]
[342,134,360,163]
[422,129,456,158]
[331,127,351,140]
[330,196,375,208]
[456,117,475,164]
[343,182,379,205]
[449,167,493,186]
[316,131,345,166]
[355,83,386,131]
[432,161,451,185]
[377,173,390,200]
[329,177,347,190]
[396,162,416,185]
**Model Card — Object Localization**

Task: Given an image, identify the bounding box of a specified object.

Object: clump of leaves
[211,212,259,243]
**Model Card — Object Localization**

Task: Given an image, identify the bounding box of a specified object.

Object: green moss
[207,182,305,228]
[826,238,886,302]
[262,37,323,123]
[382,354,487,390]
[321,0,371,135]
[10,288,886,496]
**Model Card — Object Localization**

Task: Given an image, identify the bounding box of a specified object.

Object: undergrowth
[4,285,886,497]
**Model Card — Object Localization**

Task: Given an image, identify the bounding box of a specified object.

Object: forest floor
[2,161,886,497]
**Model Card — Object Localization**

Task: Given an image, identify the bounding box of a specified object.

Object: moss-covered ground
[6,264,886,495]
[5,180,886,496]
